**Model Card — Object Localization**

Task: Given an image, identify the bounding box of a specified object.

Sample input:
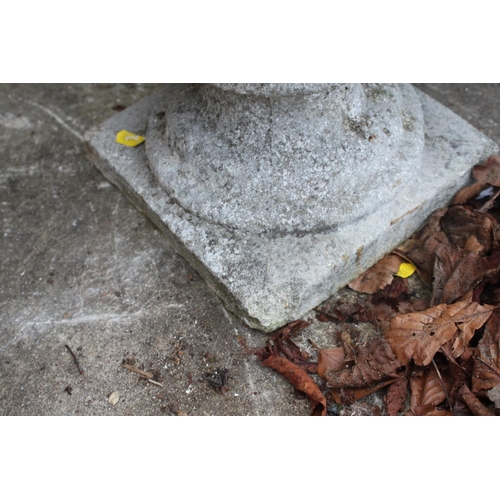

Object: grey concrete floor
[1,83,499,416]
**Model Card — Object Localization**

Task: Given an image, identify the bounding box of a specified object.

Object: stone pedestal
[85,84,499,331]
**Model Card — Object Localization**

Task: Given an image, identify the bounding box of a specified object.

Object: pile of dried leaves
[256,156,500,416]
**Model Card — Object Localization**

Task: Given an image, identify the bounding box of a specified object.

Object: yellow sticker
[395,262,416,278]
[116,130,145,147]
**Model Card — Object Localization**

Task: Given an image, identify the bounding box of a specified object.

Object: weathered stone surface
[85,84,499,332]
[146,84,424,234]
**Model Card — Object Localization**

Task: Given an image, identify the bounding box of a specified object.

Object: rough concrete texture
[86,84,497,331]
[1,84,500,416]
[146,84,425,232]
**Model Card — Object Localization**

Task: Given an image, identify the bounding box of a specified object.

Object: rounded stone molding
[145,83,425,235]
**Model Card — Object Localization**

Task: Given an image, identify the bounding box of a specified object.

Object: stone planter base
[85,85,498,332]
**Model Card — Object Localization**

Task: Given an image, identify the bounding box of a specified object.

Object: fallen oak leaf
[259,354,326,416]
[385,301,494,366]
[348,254,402,294]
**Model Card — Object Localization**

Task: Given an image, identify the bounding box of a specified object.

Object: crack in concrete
[15,97,85,142]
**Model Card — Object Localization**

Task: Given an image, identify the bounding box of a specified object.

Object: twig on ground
[122,363,154,379]
[432,358,452,412]
[147,379,163,387]
[65,344,84,375]
[307,338,320,350]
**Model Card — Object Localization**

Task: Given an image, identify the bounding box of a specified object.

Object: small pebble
[108,391,120,406]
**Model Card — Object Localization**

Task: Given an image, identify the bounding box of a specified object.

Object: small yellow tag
[395,262,416,278]
[116,130,145,147]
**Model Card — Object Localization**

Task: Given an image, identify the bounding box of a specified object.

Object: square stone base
[85,86,499,332]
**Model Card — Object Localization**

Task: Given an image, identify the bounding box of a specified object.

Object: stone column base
[85,85,499,332]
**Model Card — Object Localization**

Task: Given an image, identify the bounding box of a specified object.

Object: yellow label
[116,129,145,147]
[395,262,416,278]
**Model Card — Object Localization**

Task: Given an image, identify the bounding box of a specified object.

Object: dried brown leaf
[452,181,488,205]
[330,379,395,405]
[340,330,356,362]
[465,235,486,254]
[260,354,326,416]
[317,348,345,380]
[422,408,453,416]
[411,298,430,311]
[265,321,317,373]
[431,240,464,305]
[440,205,496,253]
[385,301,494,366]
[458,384,495,416]
[332,302,377,324]
[472,311,500,393]
[432,243,491,305]
[385,376,409,416]
[348,254,402,294]
[371,277,409,312]
[325,338,401,389]
[409,365,452,415]
[405,208,449,287]
[472,155,500,186]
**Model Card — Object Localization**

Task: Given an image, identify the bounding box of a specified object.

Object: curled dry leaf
[409,365,452,416]
[472,155,500,186]
[348,254,402,294]
[385,301,494,366]
[458,384,495,416]
[330,379,394,405]
[259,354,326,416]
[260,320,317,373]
[272,327,317,373]
[472,311,500,393]
[324,338,401,389]
[452,181,488,206]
